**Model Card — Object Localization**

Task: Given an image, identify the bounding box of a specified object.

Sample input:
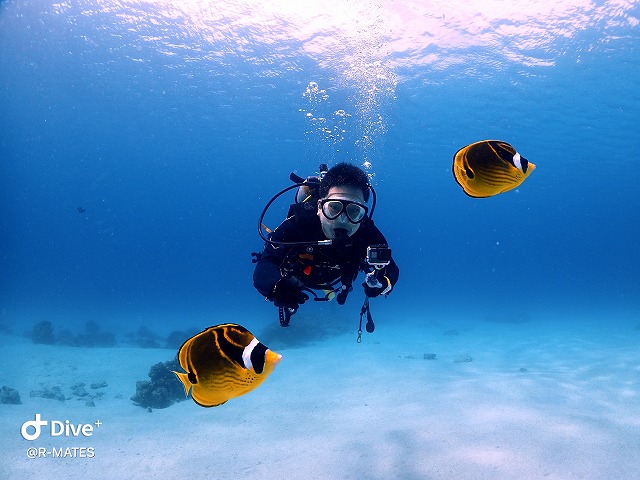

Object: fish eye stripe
[250,342,268,374]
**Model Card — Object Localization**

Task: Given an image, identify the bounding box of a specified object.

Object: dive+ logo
[21,414,102,441]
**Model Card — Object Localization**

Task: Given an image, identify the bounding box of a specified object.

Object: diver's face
[317,185,366,239]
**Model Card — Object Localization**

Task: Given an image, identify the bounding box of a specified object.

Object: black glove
[362,275,391,298]
[270,277,309,309]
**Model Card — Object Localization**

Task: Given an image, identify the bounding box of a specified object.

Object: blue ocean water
[1,0,639,337]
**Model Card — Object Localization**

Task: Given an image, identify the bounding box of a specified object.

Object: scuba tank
[292,163,327,205]
[284,163,328,221]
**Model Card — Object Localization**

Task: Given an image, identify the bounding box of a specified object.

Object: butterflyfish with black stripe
[173,323,282,407]
[453,140,535,198]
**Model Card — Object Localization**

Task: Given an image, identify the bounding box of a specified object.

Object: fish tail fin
[172,371,193,397]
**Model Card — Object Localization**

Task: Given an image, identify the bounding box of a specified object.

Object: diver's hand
[362,276,392,298]
[270,277,309,309]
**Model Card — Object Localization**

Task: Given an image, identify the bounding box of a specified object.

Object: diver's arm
[253,254,282,298]
[253,219,295,298]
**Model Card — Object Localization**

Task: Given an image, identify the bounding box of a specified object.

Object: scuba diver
[252,163,399,334]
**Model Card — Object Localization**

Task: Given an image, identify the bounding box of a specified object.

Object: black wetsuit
[253,206,399,303]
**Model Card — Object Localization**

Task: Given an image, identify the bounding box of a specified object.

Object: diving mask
[319,198,368,224]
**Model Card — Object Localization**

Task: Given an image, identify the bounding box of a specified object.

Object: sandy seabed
[1,316,639,480]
